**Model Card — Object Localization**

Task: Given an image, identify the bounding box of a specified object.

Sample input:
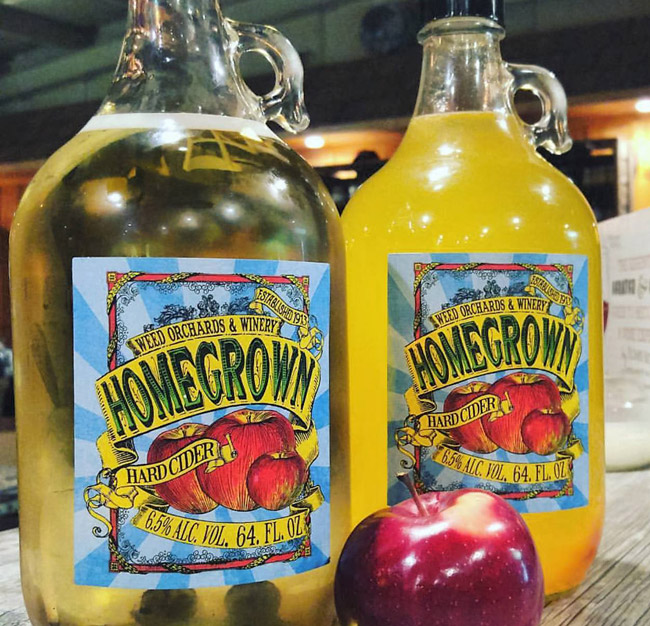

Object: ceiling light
[333,169,358,180]
[635,99,650,114]
[304,135,326,149]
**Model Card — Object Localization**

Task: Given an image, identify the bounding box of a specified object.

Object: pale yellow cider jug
[10,1,348,624]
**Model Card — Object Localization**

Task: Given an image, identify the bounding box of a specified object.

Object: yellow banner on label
[417,394,511,431]
[95,431,138,472]
[132,506,310,549]
[96,333,320,444]
[405,308,581,393]
[250,287,309,331]
[433,440,583,485]
[429,297,551,330]
[396,390,510,463]
[127,315,282,357]
[525,274,573,308]
[111,436,237,488]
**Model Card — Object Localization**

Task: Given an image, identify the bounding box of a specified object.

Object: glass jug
[10,1,348,624]
[343,1,603,598]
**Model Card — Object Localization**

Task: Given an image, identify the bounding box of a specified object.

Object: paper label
[387,253,589,514]
[73,257,330,588]
[601,211,650,377]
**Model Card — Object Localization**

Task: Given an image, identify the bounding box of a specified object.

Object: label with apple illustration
[73,257,330,588]
[388,253,589,513]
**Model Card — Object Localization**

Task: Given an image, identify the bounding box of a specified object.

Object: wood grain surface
[1,470,649,625]
[0,526,27,626]
[541,470,650,625]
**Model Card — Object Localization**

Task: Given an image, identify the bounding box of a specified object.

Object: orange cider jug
[343,0,603,597]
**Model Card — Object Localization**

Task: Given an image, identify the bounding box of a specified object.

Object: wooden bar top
[1,470,648,625]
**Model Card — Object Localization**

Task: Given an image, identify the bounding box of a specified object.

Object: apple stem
[397,473,427,517]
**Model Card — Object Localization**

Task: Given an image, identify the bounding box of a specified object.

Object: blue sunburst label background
[387,253,590,514]
[73,257,331,589]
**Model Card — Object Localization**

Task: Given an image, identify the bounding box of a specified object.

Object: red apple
[197,409,296,511]
[522,408,571,456]
[247,451,308,511]
[482,372,561,454]
[147,423,218,514]
[335,481,544,626]
[445,381,498,453]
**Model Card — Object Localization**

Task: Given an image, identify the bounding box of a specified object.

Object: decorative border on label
[105,270,312,574]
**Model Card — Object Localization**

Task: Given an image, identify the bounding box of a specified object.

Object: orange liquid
[343,112,604,596]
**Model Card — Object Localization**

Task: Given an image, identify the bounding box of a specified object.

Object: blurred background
[0,0,649,528]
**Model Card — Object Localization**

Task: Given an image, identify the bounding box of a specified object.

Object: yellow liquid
[343,112,604,597]
[11,126,349,625]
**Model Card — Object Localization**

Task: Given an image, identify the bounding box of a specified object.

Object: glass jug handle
[506,63,573,155]
[226,19,310,134]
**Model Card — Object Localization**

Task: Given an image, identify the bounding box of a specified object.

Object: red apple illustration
[335,476,544,626]
[147,423,218,514]
[247,451,308,511]
[522,408,571,456]
[197,409,296,511]
[483,372,561,454]
[444,381,498,454]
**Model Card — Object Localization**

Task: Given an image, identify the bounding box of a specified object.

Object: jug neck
[414,17,510,117]
[100,0,260,118]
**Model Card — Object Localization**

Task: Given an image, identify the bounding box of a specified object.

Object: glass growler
[343,0,603,597]
[11,1,348,624]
